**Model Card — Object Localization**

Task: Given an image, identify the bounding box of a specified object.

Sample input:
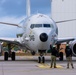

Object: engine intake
[69,40,76,56]
[73,44,76,56]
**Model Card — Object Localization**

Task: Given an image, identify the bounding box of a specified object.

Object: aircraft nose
[40,33,48,42]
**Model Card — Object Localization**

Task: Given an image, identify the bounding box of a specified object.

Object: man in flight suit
[50,45,58,68]
[65,44,74,69]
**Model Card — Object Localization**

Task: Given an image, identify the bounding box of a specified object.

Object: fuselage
[20,13,58,52]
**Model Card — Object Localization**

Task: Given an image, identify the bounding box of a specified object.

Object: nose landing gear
[38,50,46,63]
[38,56,45,63]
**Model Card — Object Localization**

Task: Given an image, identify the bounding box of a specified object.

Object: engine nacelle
[69,40,76,56]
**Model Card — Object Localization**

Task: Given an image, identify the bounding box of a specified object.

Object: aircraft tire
[38,57,41,63]
[4,52,8,61]
[11,52,15,61]
[42,57,45,63]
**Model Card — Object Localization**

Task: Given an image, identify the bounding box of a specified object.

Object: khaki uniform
[51,55,56,68]
[66,56,73,68]
[65,46,74,69]
[50,46,58,68]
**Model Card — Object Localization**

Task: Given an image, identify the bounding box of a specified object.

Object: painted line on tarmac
[37,63,63,69]
[19,56,33,59]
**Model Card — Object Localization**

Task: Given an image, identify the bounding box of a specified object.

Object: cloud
[0,16,25,37]
[0,0,51,37]
[0,16,25,23]
[0,0,50,17]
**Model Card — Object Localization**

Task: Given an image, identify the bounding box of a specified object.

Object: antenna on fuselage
[26,0,31,17]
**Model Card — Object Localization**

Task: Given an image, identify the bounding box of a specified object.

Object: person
[65,44,74,69]
[50,45,58,68]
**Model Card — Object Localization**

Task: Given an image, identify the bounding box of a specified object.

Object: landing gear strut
[31,51,35,55]
[38,50,46,63]
[4,44,15,61]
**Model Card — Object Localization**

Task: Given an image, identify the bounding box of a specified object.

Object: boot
[50,66,52,68]
[67,63,69,69]
[50,64,52,68]
[54,66,57,68]
[54,65,57,68]
[67,67,69,69]
[71,64,74,69]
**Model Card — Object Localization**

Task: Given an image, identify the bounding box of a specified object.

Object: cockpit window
[43,24,51,27]
[30,24,53,29]
[30,24,42,29]
[35,24,42,27]
[30,24,34,29]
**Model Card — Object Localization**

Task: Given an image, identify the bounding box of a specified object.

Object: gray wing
[55,19,76,23]
[0,37,21,45]
[0,22,22,28]
[57,37,75,44]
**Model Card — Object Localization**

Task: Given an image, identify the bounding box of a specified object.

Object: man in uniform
[50,45,58,68]
[65,44,74,69]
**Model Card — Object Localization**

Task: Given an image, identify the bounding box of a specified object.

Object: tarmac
[0,56,76,75]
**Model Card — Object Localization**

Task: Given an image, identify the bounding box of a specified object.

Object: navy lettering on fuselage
[29,35,35,41]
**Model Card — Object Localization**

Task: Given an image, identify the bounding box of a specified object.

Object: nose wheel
[38,56,45,63]
[38,50,46,63]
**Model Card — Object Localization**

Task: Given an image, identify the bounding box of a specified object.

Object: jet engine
[69,40,76,56]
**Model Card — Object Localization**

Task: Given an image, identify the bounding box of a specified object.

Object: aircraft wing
[0,22,22,28]
[0,37,21,45]
[57,37,75,44]
[55,19,76,23]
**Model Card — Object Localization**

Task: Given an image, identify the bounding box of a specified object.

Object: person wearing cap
[50,45,58,68]
[65,44,74,69]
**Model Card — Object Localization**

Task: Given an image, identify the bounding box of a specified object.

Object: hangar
[51,0,76,38]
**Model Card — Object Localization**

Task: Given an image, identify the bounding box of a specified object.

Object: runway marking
[19,56,33,59]
[37,64,63,69]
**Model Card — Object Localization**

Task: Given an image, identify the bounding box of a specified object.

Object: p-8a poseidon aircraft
[0,0,76,63]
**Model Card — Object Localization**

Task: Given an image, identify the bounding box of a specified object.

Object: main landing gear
[38,50,46,63]
[4,52,15,61]
[4,44,15,61]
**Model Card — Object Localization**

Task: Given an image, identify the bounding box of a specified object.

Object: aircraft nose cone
[40,33,48,42]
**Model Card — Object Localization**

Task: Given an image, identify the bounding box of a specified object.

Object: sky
[0,0,51,37]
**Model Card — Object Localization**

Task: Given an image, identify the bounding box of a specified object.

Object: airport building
[51,0,76,38]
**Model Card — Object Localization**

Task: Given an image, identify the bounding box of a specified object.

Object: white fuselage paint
[19,14,58,52]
